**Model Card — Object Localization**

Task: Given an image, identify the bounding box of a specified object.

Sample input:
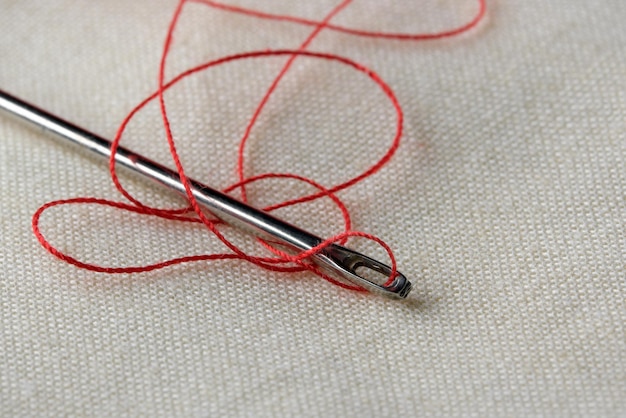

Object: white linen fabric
[1,1,624,416]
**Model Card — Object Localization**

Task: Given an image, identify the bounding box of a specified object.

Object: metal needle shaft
[0,89,412,299]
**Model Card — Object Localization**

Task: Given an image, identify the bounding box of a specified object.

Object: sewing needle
[0,89,412,299]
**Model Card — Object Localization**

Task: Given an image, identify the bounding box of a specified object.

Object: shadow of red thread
[32,0,486,293]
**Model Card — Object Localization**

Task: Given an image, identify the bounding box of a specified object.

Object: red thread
[32,0,486,293]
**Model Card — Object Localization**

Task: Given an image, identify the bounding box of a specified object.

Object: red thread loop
[32,0,486,293]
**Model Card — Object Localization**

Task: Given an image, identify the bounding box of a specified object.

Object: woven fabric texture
[1,1,624,416]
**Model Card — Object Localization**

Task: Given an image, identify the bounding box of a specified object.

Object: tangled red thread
[32,0,486,292]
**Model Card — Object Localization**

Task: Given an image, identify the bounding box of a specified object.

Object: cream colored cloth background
[1,1,625,416]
